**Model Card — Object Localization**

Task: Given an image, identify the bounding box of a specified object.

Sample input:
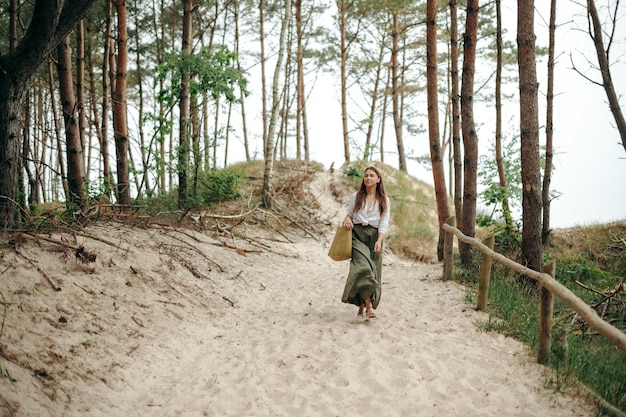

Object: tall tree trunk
[202,1,219,171]
[459,0,479,264]
[134,0,150,197]
[155,0,166,193]
[12,0,29,218]
[233,0,250,162]
[191,94,200,198]
[259,0,268,154]
[364,40,386,162]
[450,0,463,227]
[292,0,310,162]
[212,97,220,170]
[426,0,450,261]
[128,144,140,194]
[168,0,177,192]
[518,0,543,274]
[0,0,98,226]
[22,90,34,213]
[202,92,210,170]
[35,81,46,205]
[101,0,114,200]
[587,0,626,152]
[86,32,101,182]
[76,20,86,179]
[279,36,293,161]
[58,36,87,207]
[9,0,17,51]
[302,87,310,162]
[543,0,557,244]
[211,0,225,170]
[295,0,304,161]
[48,58,69,201]
[224,103,233,167]
[262,0,290,208]
[495,0,512,228]
[339,0,350,164]
[391,11,407,173]
[112,0,131,206]
[178,0,193,208]
[379,66,391,163]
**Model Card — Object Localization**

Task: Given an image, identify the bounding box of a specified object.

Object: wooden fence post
[538,260,556,364]
[476,234,495,311]
[443,216,455,281]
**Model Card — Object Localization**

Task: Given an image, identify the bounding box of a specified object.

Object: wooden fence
[442,217,626,364]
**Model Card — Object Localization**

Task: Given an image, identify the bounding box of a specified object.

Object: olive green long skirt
[341,224,382,309]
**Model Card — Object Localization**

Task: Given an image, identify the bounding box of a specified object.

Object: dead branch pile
[557,278,626,337]
[185,161,332,245]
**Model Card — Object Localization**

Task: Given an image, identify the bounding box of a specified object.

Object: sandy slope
[0,171,596,416]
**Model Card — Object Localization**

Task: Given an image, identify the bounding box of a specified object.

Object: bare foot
[357,304,365,317]
[366,307,376,319]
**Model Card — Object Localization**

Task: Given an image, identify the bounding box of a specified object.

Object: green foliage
[142,191,180,216]
[343,166,361,180]
[560,336,626,412]
[196,168,242,205]
[484,266,541,344]
[154,45,248,110]
[478,133,561,229]
[478,134,522,225]
[84,178,111,203]
[493,226,523,255]
[555,255,623,305]
[142,167,243,214]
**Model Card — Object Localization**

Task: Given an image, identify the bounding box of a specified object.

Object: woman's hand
[374,238,383,253]
[343,216,354,230]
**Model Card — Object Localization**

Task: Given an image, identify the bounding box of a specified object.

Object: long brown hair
[353,166,388,216]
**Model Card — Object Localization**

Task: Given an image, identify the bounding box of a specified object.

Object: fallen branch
[0,345,38,376]
[0,291,7,339]
[161,236,224,273]
[270,196,320,241]
[198,205,259,221]
[75,231,130,252]
[73,282,94,295]
[20,232,79,251]
[222,296,236,307]
[14,248,61,292]
[156,300,185,308]
[255,209,293,243]
[213,241,263,255]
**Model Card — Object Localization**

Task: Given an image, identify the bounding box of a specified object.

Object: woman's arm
[343,193,357,230]
[377,196,391,235]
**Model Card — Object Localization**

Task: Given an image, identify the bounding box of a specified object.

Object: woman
[341,166,390,319]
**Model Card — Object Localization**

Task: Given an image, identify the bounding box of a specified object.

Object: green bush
[197,168,242,205]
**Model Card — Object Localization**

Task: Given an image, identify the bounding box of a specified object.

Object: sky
[226,2,626,229]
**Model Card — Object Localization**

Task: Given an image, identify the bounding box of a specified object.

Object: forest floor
[0,168,598,416]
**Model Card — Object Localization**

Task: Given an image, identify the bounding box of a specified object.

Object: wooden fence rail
[442,219,626,358]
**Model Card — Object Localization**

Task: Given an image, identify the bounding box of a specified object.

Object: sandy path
[0,170,597,416]
[80,240,594,417]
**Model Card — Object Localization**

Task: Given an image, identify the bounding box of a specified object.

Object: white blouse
[346,192,391,235]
